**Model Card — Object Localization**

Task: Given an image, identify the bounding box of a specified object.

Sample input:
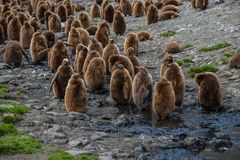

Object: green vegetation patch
[0,135,42,155]
[188,65,218,77]
[183,44,193,49]
[48,151,99,160]
[0,84,9,97]
[198,42,231,53]
[160,31,177,37]
[0,124,17,136]
[0,103,30,114]
[224,51,235,58]
[3,115,23,124]
[176,57,194,66]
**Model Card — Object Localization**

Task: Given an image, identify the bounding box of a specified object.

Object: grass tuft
[0,124,17,136]
[0,135,42,155]
[3,115,23,124]
[188,65,218,78]
[198,42,231,53]
[0,104,30,114]
[224,51,235,58]
[160,31,177,37]
[183,44,193,49]
[48,152,99,160]
[176,57,194,66]
[0,84,8,97]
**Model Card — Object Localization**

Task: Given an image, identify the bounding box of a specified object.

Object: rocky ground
[1,0,240,159]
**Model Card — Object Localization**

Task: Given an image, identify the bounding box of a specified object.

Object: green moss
[0,84,8,97]
[48,152,99,160]
[0,104,30,114]
[3,115,23,124]
[0,100,18,105]
[160,31,177,37]
[48,151,74,160]
[0,135,42,155]
[188,65,218,77]
[198,42,231,53]
[176,57,194,66]
[224,51,235,58]
[0,124,17,136]
[183,44,193,49]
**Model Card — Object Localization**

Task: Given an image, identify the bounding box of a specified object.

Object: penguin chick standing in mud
[132,66,153,110]
[65,73,87,113]
[50,58,74,99]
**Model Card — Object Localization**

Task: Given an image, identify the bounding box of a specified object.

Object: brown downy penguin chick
[0,24,5,45]
[73,3,85,12]
[96,0,103,5]
[75,46,89,76]
[133,0,144,17]
[62,0,73,16]
[154,0,164,9]
[1,40,30,67]
[160,5,179,13]
[98,20,111,36]
[43,30,55,48]
[136,31,153,41]
[65,73,87,113]
[88,38,103,56]
[144,0,153,14]
[48,13,61,33]
[102,39,120,74]
[82,50,101,74]
[160,55,185,107]
[230,51,240,69]
[8,16,21,41]
[125,47,140,74]
[132,66,153,110]
[29,17,41,32]
[20,21,34,49]
[113,11,126,36]
[195,72,222,111]
[164,41,183,54]
[75,43,87,56]
[70,19,81,29]
[65,15,74,37]
[90,3,101,19]
[76,27,90,47]
[104,4,115,24]
[17,12,28,25]
[124,32,139,56]
[84,57,106,90]
[37,3,49,24]
[120,0,132,16]
[109,54,135,78]
[94,24,109,47]
[153,76,175,120]
[114,4,122,12]
[79,11,90,29]
[50,58,73,99]
[0,18,8,41]
[147,4,158,24]
[67,27,81,56]
[86,26,98,36]
[101,0,109,18]
[57,4,67,22]
[48,40,69,73]
[44,10,53,30]
[164,0,181,6]
[159,11,179,21]
[110,64,132,104]
[192,0,208,10]
[30,31,49,64]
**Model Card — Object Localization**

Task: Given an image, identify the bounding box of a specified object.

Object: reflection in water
[152,111,184,129]
[199,127,240,160]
